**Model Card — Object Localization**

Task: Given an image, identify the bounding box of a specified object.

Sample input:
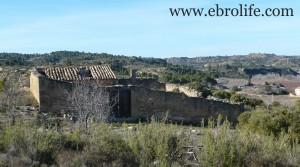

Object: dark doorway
[113,89,131,118]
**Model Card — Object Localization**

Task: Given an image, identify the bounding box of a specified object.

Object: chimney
[130,69,137,79]
[130,69,137,85]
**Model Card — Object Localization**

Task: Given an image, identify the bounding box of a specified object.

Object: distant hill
[0,51,167,67]
[1,52,300,78]
[166,53,300,69]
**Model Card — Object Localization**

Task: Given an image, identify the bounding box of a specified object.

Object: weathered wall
[30,70,41,103]
[31,68,243,123]
[166,84,200,97]
[30,68,118,113]
[31,68,74,113]
[131,87,243,124]
[38,74,72,113]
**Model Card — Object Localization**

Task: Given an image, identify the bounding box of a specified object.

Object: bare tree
[66,81,116,129]
[0,80,24,124]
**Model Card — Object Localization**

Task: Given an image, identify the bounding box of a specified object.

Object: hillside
[2,51,300,79]
[166,53,300,69]
[243,68,299,77]
[0,51,167,68]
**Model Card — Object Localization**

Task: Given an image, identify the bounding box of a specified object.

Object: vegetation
[137,72,159,79]
[238,104,300,141]
[1,52,300,166]
[66,82,115,130]
[0,51,167,68]
[161,65,217,96]
[0,90,299,166]
[0,118,188,166]
[212,90,264,108]
[0,80,25,124]
[200,119,300,166]
[0,80,4,90]
[167,53,300,70]
[0,113,299,166]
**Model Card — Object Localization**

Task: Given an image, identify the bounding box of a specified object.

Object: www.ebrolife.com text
[170,4,294,17]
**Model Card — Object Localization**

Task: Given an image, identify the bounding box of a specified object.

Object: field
[251,74,300,93]
[217,77,248,88]
[277,80,300,93]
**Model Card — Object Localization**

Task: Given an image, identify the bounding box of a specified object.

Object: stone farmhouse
[30,65,244,124]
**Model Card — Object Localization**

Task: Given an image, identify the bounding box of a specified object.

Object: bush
[124,117,188,167]
[238,106,300,140]
[1,122,66,165]
[84,123,138,167]
[56,151,84,167]
[230,93,245,103]
[0,80,4,90]
[64,130,85,151]
[213,90,232,99]
[21,91,39,107]
[230,85,240,92]
[271,101,281,107]
[172,88,180,93]
[198,122,300,166]
[1,112,299,166]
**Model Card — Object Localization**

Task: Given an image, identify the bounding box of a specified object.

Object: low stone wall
[131,87,243,124]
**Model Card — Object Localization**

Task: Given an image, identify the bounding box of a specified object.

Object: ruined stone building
[30,65,244,124]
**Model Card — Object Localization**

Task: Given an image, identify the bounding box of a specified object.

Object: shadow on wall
[131,87,244,125]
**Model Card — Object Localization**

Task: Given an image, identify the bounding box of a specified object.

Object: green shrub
[213,90,232,99]
[0,80,4,90]
[271,101,281,107]
[230,93,245,103]
[1,122,66,165]
[64,130,85,151]
[172,88,180,93]
[230,93,264,108]
[124,117,188,167]
[84,123,138,167]
[230,85,241,92]
[198,122,300,167]
[56,151,84,167]
[238,106,300,140]
[295,100,300,112]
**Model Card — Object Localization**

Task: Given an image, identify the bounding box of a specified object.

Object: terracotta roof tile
[43,65,116,81]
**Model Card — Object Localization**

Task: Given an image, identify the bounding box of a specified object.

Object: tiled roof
[43,65,116,81]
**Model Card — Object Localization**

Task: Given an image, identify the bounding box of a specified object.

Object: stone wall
[39,77,73,114]
[30,70,41,103]
[30,70,73,113]
[31,68,244,123]
[131,87,243,124]
[118,78,165,91]
[30,68,117,113]
[165,84,200,97]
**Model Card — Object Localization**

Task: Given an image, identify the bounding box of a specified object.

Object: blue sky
[0,0,299,58]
